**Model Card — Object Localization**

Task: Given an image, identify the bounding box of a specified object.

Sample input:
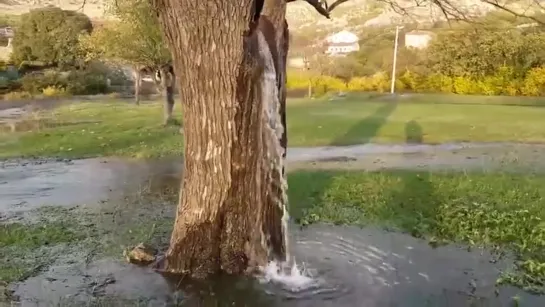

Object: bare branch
[289,0,545,25]
[287,0,331,18]
[286,0,351,18]
[480,0,545,25]
[327,0,350,12]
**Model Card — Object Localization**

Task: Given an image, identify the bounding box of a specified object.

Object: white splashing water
[259,259,317,292]
[255,31,317,291]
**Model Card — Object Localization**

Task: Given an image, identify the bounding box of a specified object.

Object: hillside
[1,0,543,47]
[1,0,534,25]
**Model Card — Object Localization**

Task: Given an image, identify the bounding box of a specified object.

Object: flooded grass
[0,204,173,301]
[3,94,545,159]
[289,170,545,293]
[0,222,75,283]
[1,218,82,297]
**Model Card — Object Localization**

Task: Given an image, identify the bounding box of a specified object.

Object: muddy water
[12,225,542,306]
[4,143,545,306]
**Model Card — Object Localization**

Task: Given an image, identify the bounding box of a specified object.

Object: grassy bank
[2,94,545,158]
[289,170,545,293]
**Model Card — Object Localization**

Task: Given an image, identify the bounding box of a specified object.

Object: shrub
[42,85,69,97]
[66,70,108,95]
[19,69,108,95]
[85,61,130,86]
[287,71,311,90]
[522,67,545,96]
[347,77,374,92]
[394,79,406,92]
[423,74,454,93]
[292,66,545,97]
[452,76,478,95]
[20,71,65,94]
[311,75,345,97]
[399,70,421,91]
[3,91,32,100]
[504,80,522,96]
[369,72,390,93]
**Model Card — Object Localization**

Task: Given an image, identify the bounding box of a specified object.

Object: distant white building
[405,30,434,49]
[325,30,360,56]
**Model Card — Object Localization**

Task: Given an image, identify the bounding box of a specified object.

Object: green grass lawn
[2,93,545,159]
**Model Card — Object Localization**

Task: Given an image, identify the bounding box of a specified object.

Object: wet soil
[2,143,545,306]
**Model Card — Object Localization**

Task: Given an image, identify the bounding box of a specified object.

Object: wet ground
[2,143,545,306]
[11,225,540,307]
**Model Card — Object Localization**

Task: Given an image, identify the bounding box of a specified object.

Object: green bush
[20,71,65,94]
[11,7,92,68]
[19,69,108,95]
[66,70,108,95]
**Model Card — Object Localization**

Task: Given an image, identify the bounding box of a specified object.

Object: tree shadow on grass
[289,118,443,239]
[289,103,398,223]
[405,120,423,144]
[391,122,443,239]
[329,102,397,146]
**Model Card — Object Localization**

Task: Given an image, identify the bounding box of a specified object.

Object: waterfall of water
[255,31,315,291]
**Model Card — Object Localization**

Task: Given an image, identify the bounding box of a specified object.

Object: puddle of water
[0,158,182,219]
[10,225,542,307]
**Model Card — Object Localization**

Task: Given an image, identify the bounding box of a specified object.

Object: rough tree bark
[152,0,289,277]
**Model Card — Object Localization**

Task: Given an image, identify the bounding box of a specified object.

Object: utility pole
[390,25,402,94]
[303,56,312,98]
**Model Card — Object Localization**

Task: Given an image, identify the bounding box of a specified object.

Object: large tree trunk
[153,0,289,277]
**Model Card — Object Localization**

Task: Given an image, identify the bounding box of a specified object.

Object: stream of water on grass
[3,143,545,306]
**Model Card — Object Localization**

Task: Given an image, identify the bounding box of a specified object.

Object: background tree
[323,55,366,83]
[11,7,92,69]
[80,0,175,124]
[426,29,545,78]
